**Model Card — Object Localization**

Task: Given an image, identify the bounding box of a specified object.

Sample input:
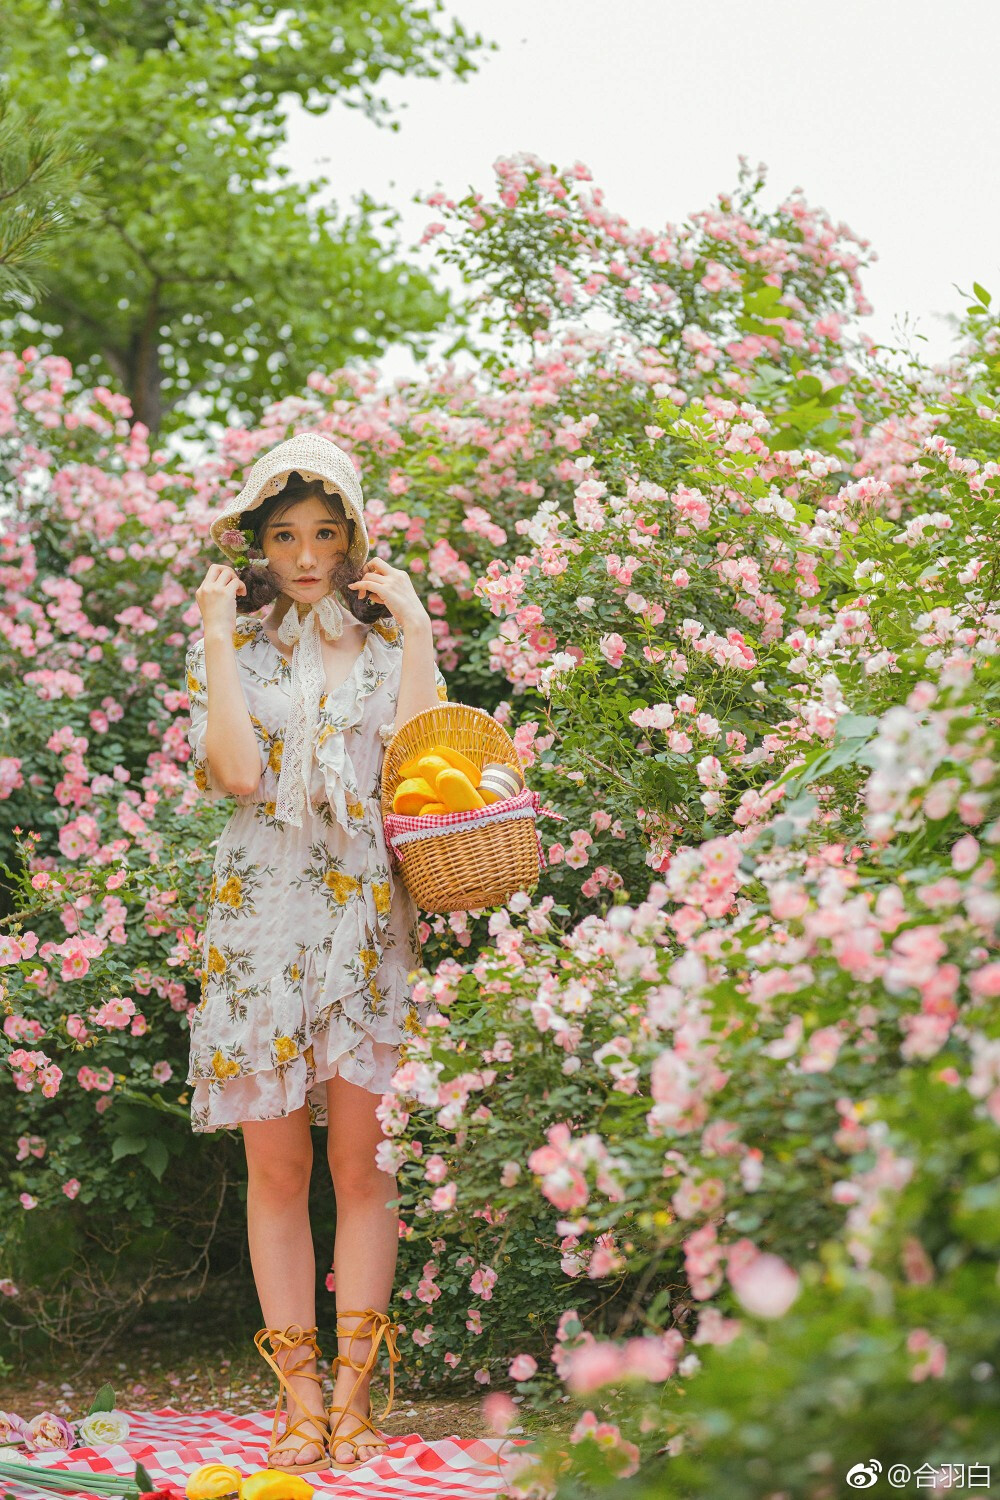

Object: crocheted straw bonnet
[210,431,370,572]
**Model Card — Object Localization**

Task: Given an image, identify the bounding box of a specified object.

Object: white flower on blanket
[76,1409,131,1447]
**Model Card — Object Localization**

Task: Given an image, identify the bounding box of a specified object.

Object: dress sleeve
[184,639,267,804]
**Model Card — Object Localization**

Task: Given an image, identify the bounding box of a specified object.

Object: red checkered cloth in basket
[383,786,565,870]
[16,1406,535,1500]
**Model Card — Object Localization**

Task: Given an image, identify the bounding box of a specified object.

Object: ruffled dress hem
[187,1041,407,1134]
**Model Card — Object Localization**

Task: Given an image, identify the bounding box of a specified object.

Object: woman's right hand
[196,565,246,634]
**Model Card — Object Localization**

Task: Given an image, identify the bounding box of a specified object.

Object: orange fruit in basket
[419,801,449,816]
[393,777,437,814]
[436,768,486,812]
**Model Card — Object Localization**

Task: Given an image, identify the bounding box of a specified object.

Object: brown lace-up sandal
[324,1307,401,1471]
[253,1323,332,1474]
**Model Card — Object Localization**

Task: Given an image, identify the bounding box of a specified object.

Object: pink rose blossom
[26,1411,75,1451]
[508,1353,538,1381]
[729,1252,800,1318]
[481,1392,518,1433]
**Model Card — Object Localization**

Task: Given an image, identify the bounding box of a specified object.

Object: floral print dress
[182,610,448,1135]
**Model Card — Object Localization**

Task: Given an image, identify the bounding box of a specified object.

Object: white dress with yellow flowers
[182,610,448,1135]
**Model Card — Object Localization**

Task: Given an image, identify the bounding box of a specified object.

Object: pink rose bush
[1,153,998,1489]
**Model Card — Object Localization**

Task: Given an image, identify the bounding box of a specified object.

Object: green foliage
[0,0,495,431]
[0,88,102,301]
[648,1079,1000,1498]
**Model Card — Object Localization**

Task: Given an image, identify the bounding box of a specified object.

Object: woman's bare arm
[391,615,441,734]
[203,626,264,795]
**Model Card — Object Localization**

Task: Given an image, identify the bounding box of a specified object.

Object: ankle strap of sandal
[256,1322,319,1348]
[333,1307,401,1420]
[254,1324,323,1385]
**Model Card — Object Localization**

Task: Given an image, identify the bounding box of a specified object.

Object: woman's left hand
[347,557,429,629]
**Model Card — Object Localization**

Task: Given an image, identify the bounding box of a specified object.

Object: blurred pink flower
[0,1411,31,1446]
[508,1354,538,1381]
[729,1251,800,1318]
[481,1392,518,1433]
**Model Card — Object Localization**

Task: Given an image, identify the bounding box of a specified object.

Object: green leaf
[834,713,879,742]
[134,1464,155,1492]
[644,1287,673,1324]
[796,375,824,399]
[735,314,787,339]
[973,281,992,307]
[110,1135,147,1160]
[115,1085,190,1119]
[782,793,818,820]
[743,286,785,317]
[817,382,847,407]
[955,1179,1000,1248]
[142,1139,169,1181]
[87,1383,117,1414]
[765,428,802,453]
[776,727,878,799]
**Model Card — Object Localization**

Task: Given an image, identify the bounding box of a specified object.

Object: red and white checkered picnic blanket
[15,1407,535,1500]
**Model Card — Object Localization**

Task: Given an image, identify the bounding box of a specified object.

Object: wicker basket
[381,703,545,913]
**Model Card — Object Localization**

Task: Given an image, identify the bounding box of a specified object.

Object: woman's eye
[275,529,338,541]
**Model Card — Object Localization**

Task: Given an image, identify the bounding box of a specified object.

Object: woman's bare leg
[325,1074,400,1466]
[242,1107,328,1467]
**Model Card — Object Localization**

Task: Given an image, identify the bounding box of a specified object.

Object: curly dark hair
[233,471,391,625]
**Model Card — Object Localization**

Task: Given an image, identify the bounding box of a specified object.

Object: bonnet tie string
[273,592,345,827]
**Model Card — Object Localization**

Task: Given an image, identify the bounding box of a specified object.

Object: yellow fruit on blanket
[242,1471,315,1500]
[436,768,486,812]
[185,1464,245,1500]
[393,777,437,814]
[418,801,449,816]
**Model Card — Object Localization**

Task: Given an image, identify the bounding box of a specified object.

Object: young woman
[182,432,448,1472]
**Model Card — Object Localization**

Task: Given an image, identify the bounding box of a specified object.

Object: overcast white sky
[277,0,1000,386]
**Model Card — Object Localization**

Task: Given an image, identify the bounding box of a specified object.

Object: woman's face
[261,495,351,602]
